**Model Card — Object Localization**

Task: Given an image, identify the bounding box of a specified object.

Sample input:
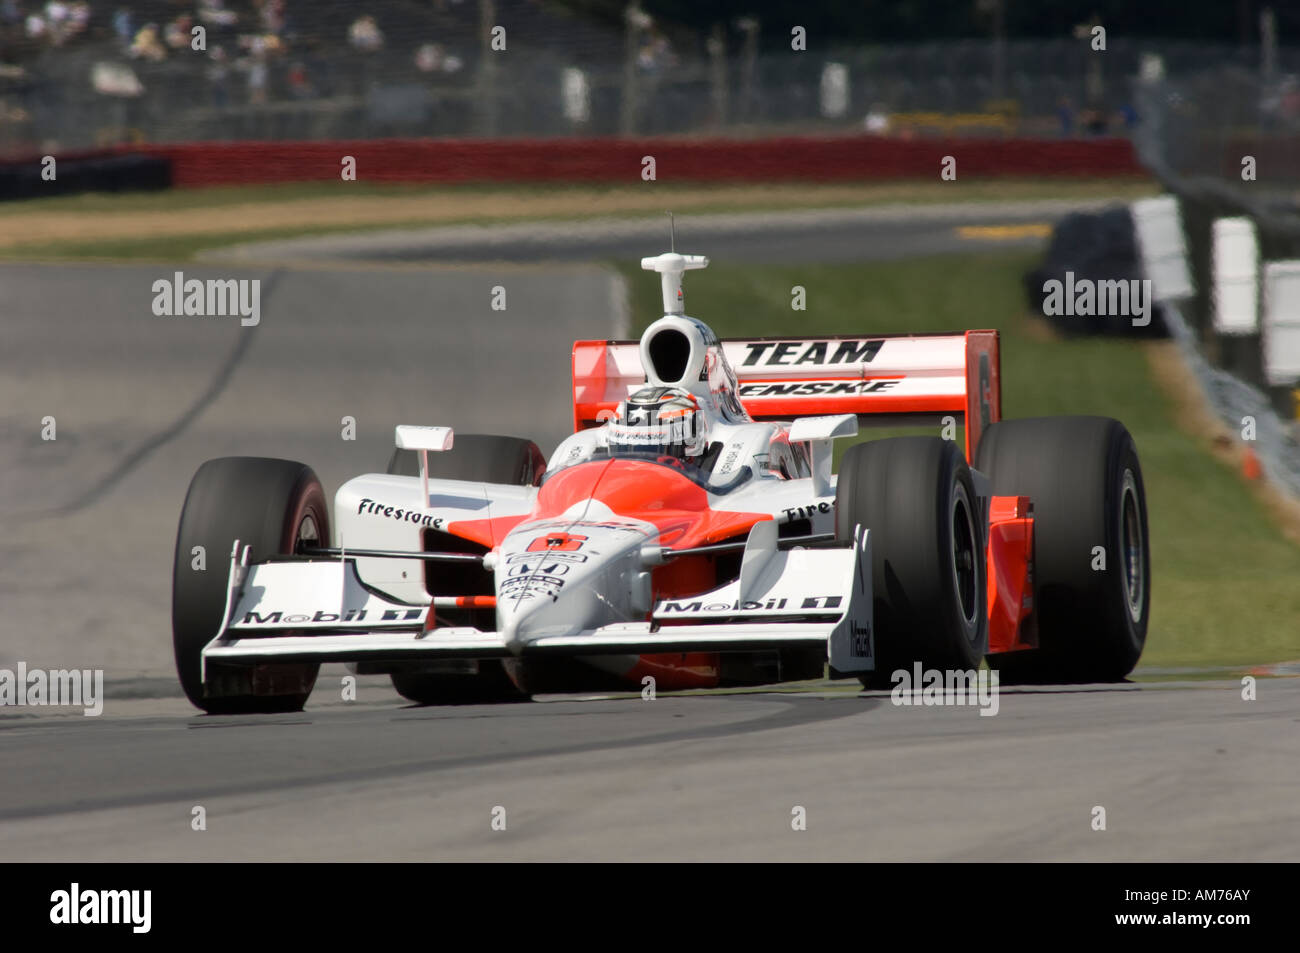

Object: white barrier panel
[561,68,590,124]
[1211,217,1259,335]
[1263,261,1300,386]
[1131,195,1195,302]
[820,63,849,118]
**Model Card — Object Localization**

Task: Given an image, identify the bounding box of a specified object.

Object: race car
[172,249,1150,713]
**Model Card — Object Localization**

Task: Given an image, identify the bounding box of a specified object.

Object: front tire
[976,416,1150,683]
[172,457,329,714]
[835,437,988,690]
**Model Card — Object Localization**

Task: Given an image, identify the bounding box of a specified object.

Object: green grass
[615,252,1300,671]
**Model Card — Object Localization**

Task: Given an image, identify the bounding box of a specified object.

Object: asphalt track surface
[3,683,1297,861]
[3,201,1297,861]
[214,198,1099,265]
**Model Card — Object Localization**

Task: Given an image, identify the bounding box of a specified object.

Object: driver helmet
[608,385,707,461]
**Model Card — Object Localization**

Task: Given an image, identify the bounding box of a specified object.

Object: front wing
[200,527,875,677]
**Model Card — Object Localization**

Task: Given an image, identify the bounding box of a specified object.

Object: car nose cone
[495,520,654,651]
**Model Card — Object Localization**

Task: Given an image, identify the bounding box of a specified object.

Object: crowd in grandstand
[1,0,494,107]
[5,1,1239,150]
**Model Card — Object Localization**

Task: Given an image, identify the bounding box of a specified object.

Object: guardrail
[130,135,1142,187]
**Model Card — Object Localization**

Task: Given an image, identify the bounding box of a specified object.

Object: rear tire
[976,416,1149,683]
[835,437,987,690]
[172,457,329,714]
[386,434,541,705]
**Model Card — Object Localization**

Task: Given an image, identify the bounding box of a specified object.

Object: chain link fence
[5,0,1288,152]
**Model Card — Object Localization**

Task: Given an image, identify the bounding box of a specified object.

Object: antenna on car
[641,249,708,316]
[643,212,707,315]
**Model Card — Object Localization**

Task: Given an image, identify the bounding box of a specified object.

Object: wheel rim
[296,512,322,550]
[1120,469,1145,624]
[951,485,979,630]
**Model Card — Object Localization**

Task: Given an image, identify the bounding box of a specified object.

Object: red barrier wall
[138,136,1143,187]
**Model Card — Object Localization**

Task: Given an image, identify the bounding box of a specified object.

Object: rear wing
[572,331,1001,461]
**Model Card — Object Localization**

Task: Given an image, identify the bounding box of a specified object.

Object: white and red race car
[172,251,1150,713]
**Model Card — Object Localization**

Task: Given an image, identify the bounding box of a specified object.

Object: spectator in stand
[130,23,167,61]
[164,15,194,51]
[1055,96,1074,136]
[637,30,674,73]
[44,1,70,44]
[1281,77,1300,127]
[348,14,383,53]
[207,46,230,107]
[25,11,48,41]
[415,42,442,73]
[287,61,313,98]
[414,42,462,75]
[68,1,88,36]
[112,7,133,47]
[197,0,238,29]
[260,0,285,36]
[246,54,267,104]
[23,0,90,46]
